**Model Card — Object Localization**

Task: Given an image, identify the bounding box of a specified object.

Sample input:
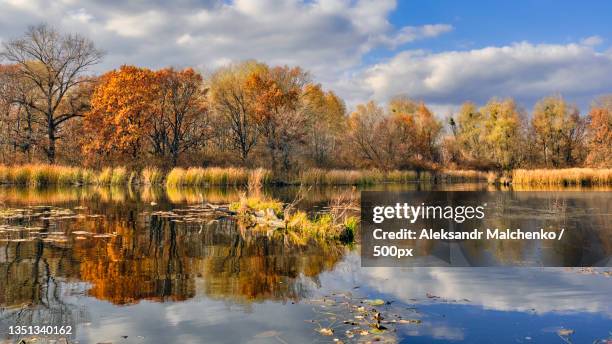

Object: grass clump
[0,164,97,186]
[110,167,128,185]
[512,168,612,186]
[142,167,164,185]
[96,166,130,185]
[298,169,384,185]
[297,169,437,185]
[165,167,270,187]
[230,191,358,245]
[230,194,284,217]
[439,170,489,182]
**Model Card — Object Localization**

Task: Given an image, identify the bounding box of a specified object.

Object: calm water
[0,184,610,343]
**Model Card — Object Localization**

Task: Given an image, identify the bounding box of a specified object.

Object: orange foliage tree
[83,65,160,165]
[246,65,311,173]
[585,95,612,167]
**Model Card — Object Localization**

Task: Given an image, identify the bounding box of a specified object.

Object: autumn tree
[585,95,612,167]
[0,64,38,162]
[532,96,586,167]
[0,24,103,163]
[480,98,524,170]
[301,85,346,167]
[455,102,486,163]
[247,65,311,173]
[83,66,160,165]
[151,68,211,166]
[208,61,265,165]
[347,101,396,170]
[388,97,442,167]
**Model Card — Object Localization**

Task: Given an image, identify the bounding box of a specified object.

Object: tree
[1,24,103,163]
[301,85,346,167]
[152,68,211,166]
[388,97,442,167]
[532,96,585,167]
[585,95,612,167]
[0,64,37,162]
[83,66,160,165]
[480,98,523,170]
[347,101,396,170]
[208,61,265,165]
[455,101,485,162]
[246,65,311,174]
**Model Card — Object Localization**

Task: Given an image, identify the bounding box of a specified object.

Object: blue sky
[392,1,611,50]
[1,0,610,114]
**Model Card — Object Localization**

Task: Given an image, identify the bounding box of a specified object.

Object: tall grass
[438,169,489,183]
[2,164,611,187]
[297,169,434,185]
[0,164,136,186]
[96,167,130,185]
[165,167,271,187]
[512,168,612,186]
[0,164,97,186]
[142,166,164,185]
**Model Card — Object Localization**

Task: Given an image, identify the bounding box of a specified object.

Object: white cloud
[384,24,454,48]
[581,35,603,46]
[359,41,612,110]
[104,10,167,38]
[67,8,93,23]
[0,0,451,93]
[0,0,608,112]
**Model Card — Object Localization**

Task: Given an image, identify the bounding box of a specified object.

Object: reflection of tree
[0,240,85,339]
[76,215,344,305]
[200,230,344,304]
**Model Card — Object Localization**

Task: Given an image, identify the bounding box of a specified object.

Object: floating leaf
[318,328,334,336]
[366,299,385,306]
[397,319,422,324]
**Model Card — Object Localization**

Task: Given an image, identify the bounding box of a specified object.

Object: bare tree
[1,24,103,163]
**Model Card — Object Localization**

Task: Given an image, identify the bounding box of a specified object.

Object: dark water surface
[0,184,610,343]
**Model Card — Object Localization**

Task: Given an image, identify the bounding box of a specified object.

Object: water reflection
[1,211,344,308]
[0,185,610,343]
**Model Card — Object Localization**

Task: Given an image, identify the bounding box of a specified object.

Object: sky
[0,0,611,115]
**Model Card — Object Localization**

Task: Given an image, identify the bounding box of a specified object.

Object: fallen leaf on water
[366,299,385,306]
[318,328,334,336]
[397,319,422,324]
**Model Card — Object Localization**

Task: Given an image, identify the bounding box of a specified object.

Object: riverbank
[0,164,610,187]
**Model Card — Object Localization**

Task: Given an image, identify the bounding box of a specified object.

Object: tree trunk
[47,123,56,164]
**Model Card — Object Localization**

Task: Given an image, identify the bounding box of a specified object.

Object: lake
[0,184,610,343]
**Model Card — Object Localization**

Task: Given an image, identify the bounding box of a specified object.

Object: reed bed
[438,169,490,183]
[512,168,612,186]
[2,164,611,188]
[165,167,272,187]
[297,169,433,185]
[141,166,164,185]
[0,164,97,186]
[96,167,131,185]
